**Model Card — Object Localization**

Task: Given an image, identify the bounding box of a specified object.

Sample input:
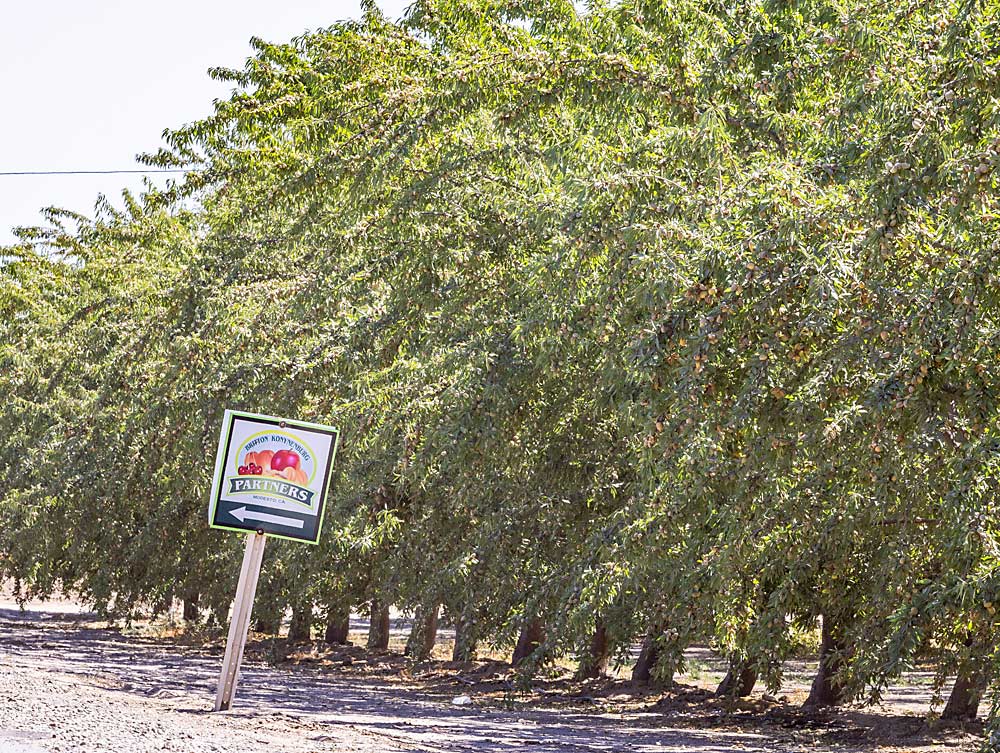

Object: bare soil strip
[0,600,983,753]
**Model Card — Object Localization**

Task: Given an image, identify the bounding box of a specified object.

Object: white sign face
[207,410,340,544]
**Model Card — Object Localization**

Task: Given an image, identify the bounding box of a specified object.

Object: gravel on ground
[0,597,984,753]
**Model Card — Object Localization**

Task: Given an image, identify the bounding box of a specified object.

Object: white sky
[0,0,411,245]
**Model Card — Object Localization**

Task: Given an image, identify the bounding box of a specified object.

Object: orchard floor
[0,596,985,753]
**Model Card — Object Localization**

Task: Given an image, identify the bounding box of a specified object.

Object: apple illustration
[270,449,301,472]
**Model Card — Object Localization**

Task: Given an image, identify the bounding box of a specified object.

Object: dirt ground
[0,595,986,753]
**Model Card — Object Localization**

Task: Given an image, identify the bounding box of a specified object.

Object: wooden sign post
[214,531,266,711]
[207,410,340,711]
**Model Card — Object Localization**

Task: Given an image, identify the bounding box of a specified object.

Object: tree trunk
[577,617,610,679]
[452,611,478,662]
[512,616,546,666]
[324,604,351,644]
[287,603,312,642]
[942,665,986,721]
[716,657,758,697]
[804,614,847,707]
[405,604,440,660]
[632,624,666,688]
[253,605,282,635]
[182,593,199,623]
[367,600,391,651]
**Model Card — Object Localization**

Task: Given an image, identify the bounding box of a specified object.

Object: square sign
[208,410,340,544]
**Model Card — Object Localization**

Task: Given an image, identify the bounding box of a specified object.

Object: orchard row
[2,0,999,729]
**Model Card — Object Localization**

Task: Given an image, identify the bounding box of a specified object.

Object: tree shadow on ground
[0,607,984,753]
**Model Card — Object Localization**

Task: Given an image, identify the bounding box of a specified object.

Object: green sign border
[207,409,340,545]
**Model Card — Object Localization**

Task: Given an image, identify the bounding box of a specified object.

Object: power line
[0,169,189,176]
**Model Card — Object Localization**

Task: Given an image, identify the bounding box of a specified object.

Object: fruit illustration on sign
[270,450,301,471]
[239,447,307,485]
